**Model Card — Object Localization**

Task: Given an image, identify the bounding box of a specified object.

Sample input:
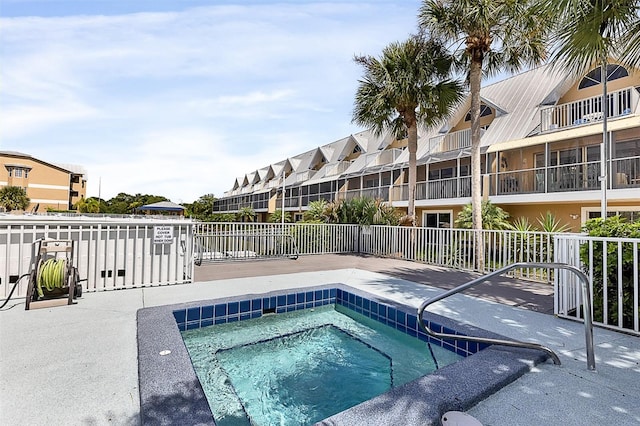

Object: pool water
[181,305,461,426]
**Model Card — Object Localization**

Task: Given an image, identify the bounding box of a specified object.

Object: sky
[0,0,424,203]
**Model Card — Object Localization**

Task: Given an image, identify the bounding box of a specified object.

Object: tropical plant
[419,0,551,269]
[269,209,291,223]
[537,211,570,233]
[511,217,536,232]
[455,201,513,230]
[186,194,217,220]
[237,206,256,222]
[548,0,640,217]
[352,34,463,225]
[0,185,30,212]
[336,197,400,226]
[75,197,101,213]
[580,216,640,327]
[304,200,329,222]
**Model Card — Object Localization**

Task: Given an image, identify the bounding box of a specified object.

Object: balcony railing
[488,155,640,196]
[540,86,638,133]
[428,129,486,154]
[390,177,471,202]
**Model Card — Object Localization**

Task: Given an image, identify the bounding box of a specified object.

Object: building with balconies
[0,151,87,212]
[212,61,640,231]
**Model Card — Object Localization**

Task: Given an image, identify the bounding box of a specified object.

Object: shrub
[580,216,640,327]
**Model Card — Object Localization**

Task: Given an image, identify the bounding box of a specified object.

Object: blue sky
[0,0,423,203]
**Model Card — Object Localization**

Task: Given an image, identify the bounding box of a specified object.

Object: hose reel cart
[25,239,82,310]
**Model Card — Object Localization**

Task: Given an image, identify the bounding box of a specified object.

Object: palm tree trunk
[469,58,484,271]
[407,120,418,226]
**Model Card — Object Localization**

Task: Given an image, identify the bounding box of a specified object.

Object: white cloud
[0,1,421,203]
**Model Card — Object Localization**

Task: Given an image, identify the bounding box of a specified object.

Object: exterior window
[352,145,362,154]
[423,211,452,228]
[464,104,492,121]
[14,169,23,178]
[578,64,629,89]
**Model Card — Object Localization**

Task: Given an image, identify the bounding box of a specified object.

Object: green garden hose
[36,258,67,298]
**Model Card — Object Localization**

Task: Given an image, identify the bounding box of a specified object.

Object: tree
[269,209,291,223]
[0,186,30,212]
[186,194,216,220]
[303,200,329,222]
[419,0,550,269]
[352,34,463,225]
[75,197,101,213]
[455,201,512,230]
[547,0,639,218]
[237,206,256,222]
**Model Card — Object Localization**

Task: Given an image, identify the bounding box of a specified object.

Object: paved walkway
[194,254,555,314]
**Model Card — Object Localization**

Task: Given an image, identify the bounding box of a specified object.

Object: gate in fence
[554,233,640,335]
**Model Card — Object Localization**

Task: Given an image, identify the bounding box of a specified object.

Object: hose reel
[25,240,82,310]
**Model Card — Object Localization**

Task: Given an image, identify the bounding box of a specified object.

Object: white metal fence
[358,226,557,281]
[1,218,194,299]
[555,233,640,335]
[194,222,359,262]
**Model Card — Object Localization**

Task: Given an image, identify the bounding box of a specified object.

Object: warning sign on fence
[153,226,174,244]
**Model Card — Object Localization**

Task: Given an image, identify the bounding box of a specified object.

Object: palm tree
[547,0,639,218]
[237,206,256,222]
[0,186,30,212]
[352,35,463,225]
[419,0,550,270]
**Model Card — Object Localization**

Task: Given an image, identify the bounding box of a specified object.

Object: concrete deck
[1,255,639,425]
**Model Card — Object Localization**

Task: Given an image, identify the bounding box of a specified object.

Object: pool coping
[137,283,549,426]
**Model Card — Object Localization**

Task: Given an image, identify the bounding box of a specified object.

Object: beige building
[0,151,87,212]
[213,61,640,231]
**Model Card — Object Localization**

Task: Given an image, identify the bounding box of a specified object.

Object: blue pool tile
[286,306,295,312]
[407,314,417,330]
[215,318,226,325]
[469,342,479,353]
[397,325,407,333]
[429,323,442,334]
[277,295,286,307]
[443,341,455,352]
[240,300,250,313]
[355,295,362,308]
[215,304,226,318]
[387,307,396,323]
[407,329,417,337]
[173,310,186,324]
[305,302,313,309]
[363,299,370,312]
[322,289,329,299]
[396,310,406,325]
[371,301,378,315]
[201,305,214,319]
[187,307,200,322]
[330,288,337,298]
[240,313,251,321]
[443,327,455,336]
[296,292,305,303]
[250,311,262,319]
[417,332,428,342]
[305,291,313,302]
[348,293,355,305]
[378,304,386,317]
[177,323,186,331]
[228,316,239,323]
[456,347,468,357]
[287,294,296,305]
[228,302,239,315]
[336,289,343,300]
[201,319,213,328]
[355,306,363,314]
[251,298,262,311]
[276,307,286,314]
[186,321,200,330]
[314,290,323,301]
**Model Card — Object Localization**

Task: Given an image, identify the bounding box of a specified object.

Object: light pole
[281,169,286,226]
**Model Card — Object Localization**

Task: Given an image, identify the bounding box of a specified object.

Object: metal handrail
[417,262,596,371]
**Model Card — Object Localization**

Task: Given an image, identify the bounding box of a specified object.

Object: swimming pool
[137,284,549,425]
[182,303,462,425]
